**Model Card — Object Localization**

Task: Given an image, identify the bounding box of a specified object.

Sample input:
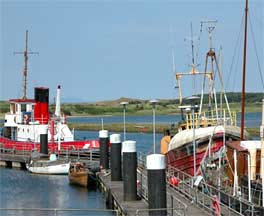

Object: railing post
[171,195,173,216]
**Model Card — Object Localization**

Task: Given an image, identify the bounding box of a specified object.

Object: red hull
[0,136,99,152]
[166,138,224,176]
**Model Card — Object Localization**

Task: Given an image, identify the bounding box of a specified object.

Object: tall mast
[14,30,38,99]
[240,0,248,140]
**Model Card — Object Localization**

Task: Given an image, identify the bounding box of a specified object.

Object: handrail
[135,207,186,216]
[182,109,237,130]
[0,208,118,216]
[167,165,259,216]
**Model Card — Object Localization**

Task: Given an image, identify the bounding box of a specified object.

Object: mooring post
[99,130,109,170]
[40,125,48,155]
[147,154,167,216]
[122,140,137,201]
[110,134,122,181]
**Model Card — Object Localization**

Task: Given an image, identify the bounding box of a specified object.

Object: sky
[0,0,263,102]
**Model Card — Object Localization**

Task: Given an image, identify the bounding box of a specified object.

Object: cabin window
[21,104,26,112]
[10,104,15,114]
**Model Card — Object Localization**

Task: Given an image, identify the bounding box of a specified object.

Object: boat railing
[183,109,237,129]
[167,165,260,216]
[0,141,100,166]
[0,208,119,216]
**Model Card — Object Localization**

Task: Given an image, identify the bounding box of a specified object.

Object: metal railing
[0,143,100,170]
[183,109,237,129]
[167,165,260,216]
[0,208,118,216]
[135,207,186,216]
[137,153,260,216]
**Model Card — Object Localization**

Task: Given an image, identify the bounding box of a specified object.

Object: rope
[226,14,244,91]
[248,13,264,91]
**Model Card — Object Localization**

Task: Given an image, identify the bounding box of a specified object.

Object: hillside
[0,92,263,117]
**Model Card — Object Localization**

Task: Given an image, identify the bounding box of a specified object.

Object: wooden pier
[98,168,210,216]
[0,147,100,170]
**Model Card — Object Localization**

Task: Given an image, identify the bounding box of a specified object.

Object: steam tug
[0,31,99,152]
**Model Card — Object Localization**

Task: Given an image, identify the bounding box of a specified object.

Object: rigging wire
[226,14,244,91]
[248,13,264,91]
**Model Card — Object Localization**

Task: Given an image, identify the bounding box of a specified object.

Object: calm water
[0,131,161,216]
[68,112,262,128]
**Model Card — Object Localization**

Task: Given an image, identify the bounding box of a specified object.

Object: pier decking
[98,168,209,216]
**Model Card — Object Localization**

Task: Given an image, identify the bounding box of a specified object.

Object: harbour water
[0,130,162,216]
[68,112,262,128]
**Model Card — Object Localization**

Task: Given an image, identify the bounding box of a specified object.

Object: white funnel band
[147,154,165,170]
[122,140,136,153]
[39,125,48,134]
[110,134,121,144]
[99,130,108,138]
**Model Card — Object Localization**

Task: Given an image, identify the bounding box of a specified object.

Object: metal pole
[150,100,158,154]
[153,106,156,153]
[123,106,126,141]
[120,102,128,141]
[261,99,264,207]
[192,107,196,177]
[248,154,252,202]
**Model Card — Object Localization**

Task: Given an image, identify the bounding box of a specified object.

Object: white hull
[27,161,70,175]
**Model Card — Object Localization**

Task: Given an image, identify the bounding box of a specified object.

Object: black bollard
[99,130,109,170]
[123,140,137,201]
[40,126,48,155]
[110,134,122,181]
[147,154,167,216]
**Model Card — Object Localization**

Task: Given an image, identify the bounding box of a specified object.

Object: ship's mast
[14,30,38,99]
[240,0,248,140]
[201,20,217,108]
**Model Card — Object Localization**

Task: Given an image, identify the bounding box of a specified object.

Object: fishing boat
[69,162,89,187]
[166,0,264,211]
[0,31,99,153]
[26,154,70,175]
[166,22,248,182]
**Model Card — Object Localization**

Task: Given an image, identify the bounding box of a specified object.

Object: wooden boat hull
[69,171,89,187]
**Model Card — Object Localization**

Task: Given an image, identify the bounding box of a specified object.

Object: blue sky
[1,0,263,102]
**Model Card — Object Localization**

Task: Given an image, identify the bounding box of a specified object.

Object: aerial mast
[14,30,38,99]
[240,0,248,140]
